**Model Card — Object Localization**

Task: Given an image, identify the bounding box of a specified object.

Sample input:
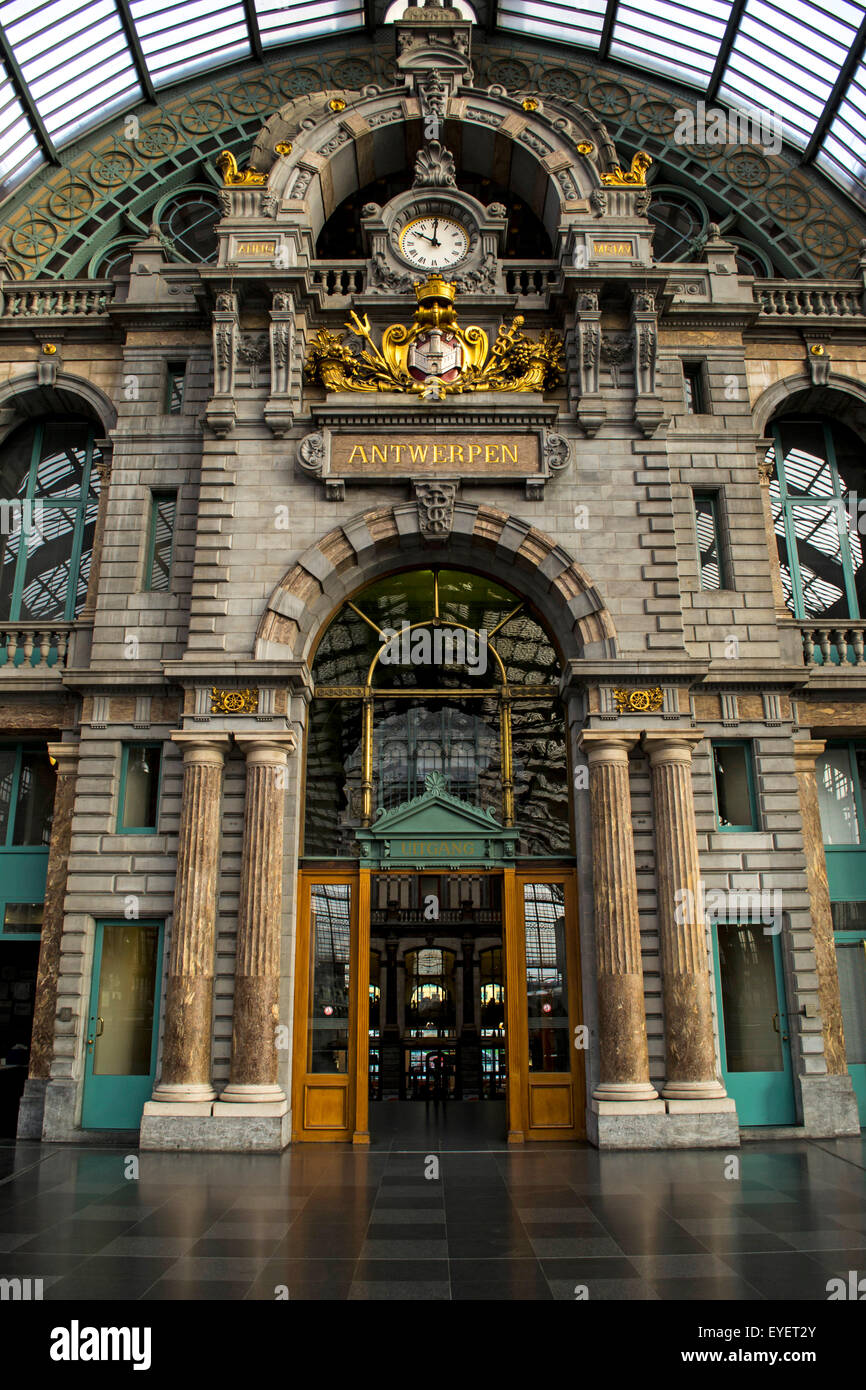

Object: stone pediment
[356,771,518,867]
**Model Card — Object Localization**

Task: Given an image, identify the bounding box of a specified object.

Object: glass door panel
[516,874,583,1139]
[836,934,866,1124]
[82,922,162,1129]
[712,923,796,1125]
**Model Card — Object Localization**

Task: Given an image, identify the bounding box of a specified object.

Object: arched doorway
[291,566,584,1144]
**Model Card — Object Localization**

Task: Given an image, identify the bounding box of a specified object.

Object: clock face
[399,215,470,269]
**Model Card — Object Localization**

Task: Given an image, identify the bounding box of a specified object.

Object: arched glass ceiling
[2,0,866,210]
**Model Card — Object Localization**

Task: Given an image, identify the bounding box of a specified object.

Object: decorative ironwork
[210,687,260,713]
[303,275,564,398]
[600,151,653,186]
[612,687,664,713]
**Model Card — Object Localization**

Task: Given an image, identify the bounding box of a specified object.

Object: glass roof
[1,0,866,209]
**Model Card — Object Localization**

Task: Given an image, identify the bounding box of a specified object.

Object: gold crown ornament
[414,275,457,305]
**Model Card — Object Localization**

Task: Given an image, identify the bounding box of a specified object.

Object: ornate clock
[398,214,471,271]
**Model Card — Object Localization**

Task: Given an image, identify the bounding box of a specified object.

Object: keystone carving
[415,479,457,541]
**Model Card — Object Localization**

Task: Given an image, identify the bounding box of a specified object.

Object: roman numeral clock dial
[398,215,470,270]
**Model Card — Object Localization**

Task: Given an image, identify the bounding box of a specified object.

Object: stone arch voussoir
[256,501,617,663]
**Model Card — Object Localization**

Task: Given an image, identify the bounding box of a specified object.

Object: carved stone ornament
[304,275,564,397]
[486,202,507,219]
[413,140,457,188]
[298,432,327,476]
[415,480,457,539]
[238,333,268,387]
[543,432,571,472]
[612,687,664,714]
[369,254,414,293]
[210,687,260,714]
[590,188,607,217]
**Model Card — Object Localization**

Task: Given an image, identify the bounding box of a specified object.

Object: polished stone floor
[0,1113,864,1301]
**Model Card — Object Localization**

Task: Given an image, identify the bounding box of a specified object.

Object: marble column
[16,743,79,1138]
[578,732,658,1102]
[642,733,727,1100]
[793,739,848,1075]
[220,733,296,1103]
[150,733,229,1104]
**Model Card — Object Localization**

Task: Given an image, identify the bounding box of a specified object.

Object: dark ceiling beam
[241,0,265,61]
[364,0,377,36]
[803,13,866,161]
[487,0,499,38]
[0,27,59,163]
[113,0,157,102]
[598,0,618,59]
[706,0,746,104]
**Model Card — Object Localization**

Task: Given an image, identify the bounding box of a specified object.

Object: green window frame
[712,740,759,831]
[694,491,724,590]
[0,742,55,939]
[117,743,163,834]
[0,418,100,625]
[165,362,186,414]
[145,492,177,593]
[770,419,863,622]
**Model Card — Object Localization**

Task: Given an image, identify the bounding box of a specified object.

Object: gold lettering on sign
[237,241,277,256]
[592,240,635,257]
[332,435,538,475]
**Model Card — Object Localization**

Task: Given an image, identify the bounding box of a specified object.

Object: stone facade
[2,11,864,1150]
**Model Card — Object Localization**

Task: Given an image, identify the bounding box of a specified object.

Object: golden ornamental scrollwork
[303,275,564,399]
[600,151,653,187]
[211,687,260,713]
[612,687,664,714]
[215,150,267,186]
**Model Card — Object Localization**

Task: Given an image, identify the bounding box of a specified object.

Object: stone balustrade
[755,280,864,319]
[0,624,71,671]
[1,281,115,318]
[800,621,866,666]
[308,263,367,298]
[503,262,559,296]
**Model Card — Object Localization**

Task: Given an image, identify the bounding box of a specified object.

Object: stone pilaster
[578,732,658,1103]
[149,733,229,1105]
[218,733,296,1106]
[642,732,727,1102]
[756,442,790,620]
[16,742,78,1139]
[792,740,848,1076]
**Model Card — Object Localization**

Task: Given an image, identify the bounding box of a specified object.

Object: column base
[662,1080,729,1101]
[217,1083,286,1105]
[140,1099,290,1151]
[592,1081,660,1103]
[799,1074,861,1137]
[150,1083,217,1104]
[588,1096,740,1149]
[16,1078,48,1139]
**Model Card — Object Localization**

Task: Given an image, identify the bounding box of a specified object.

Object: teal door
[835,932,866,1124]
[82,921,163,1129]
[712,922,797,1125]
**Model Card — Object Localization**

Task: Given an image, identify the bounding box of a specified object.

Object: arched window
[768,418,866,622]
[0,419,101,623]
[303,567,570,857]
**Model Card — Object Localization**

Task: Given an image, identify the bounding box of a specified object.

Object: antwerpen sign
[331,433,537,475]
[356,773,519,868]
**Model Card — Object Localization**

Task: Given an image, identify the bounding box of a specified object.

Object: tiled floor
[0,1118,864,1300]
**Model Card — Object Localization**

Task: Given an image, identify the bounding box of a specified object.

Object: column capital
[578,730,640,764]
[170,732,231,765]
[640,730,705,765]
[234,731,298,764]
[46,741,79,775]
[793,738,827,771]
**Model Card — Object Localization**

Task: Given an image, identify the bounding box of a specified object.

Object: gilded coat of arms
[304,275,564,399]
